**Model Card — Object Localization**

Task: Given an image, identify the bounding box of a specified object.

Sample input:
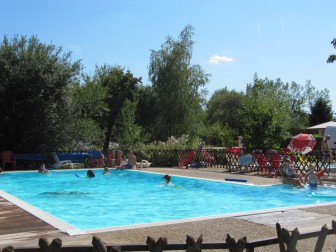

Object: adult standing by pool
[321,135,333,161]
[238,136,244,149]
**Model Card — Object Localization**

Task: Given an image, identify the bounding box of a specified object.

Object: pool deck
[1,167,336,251]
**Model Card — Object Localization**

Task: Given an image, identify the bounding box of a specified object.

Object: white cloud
[209,55,234,64]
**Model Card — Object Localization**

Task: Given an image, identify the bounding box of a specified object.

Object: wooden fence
[154,149,332,175]
[2,221,336,252]
[13,148,333,174]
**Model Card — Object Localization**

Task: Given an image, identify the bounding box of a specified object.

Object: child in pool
[38,163,50,174]
[305,165,323,189]
[87,169,95,178]
[162,174,172,185]
[103,167,110,175]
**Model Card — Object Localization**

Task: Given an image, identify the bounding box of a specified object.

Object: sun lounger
[51,152,72,169]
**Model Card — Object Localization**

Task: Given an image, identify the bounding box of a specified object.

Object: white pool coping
[1,169,336,236]
[0,190,87,236]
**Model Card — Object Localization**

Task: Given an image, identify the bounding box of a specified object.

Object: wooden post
[332,220,336,234]
[2,246,14,252]
[276,222,286,252]
[276,222,299,252]
[38,238,62,252]
[226,234,247,252]
[146,236,168,252]
[92,236,107,252]
[287,228,300,252]
[186,234,203,252]
[314,224,328,252]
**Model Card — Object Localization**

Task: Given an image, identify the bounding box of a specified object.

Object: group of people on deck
[281,156,324,188]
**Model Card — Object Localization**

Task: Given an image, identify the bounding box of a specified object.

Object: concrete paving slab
[238,209,336,233]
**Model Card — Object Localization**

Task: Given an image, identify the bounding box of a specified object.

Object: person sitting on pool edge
[162,174,172,185]
[281,156,304,187]
[119,150,137,169]
[87,169,95,178]
[304,165,323,189]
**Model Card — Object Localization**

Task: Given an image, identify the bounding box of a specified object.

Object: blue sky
[1,0,336,111]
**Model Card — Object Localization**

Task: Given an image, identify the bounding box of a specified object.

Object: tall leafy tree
[309,97,333,126]
[116,99,142,150]
[92,65,141,152]
[241,75,292,149]
[66,80,106,149]
[135,85,157,140]
[0,35,81,152]
[206,88,245,133]
[149,25,209,142]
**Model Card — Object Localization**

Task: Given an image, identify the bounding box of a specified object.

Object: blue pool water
[0,169,336,230]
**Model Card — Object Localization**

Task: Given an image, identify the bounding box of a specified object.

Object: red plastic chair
[108,150,121,167]
[266,154,281,177]
[89,150,105,168]
[253,153,267,175]
[1,151,16,170]
[226,147,243,156]
[202,150,215,167]
[179,151,195,169]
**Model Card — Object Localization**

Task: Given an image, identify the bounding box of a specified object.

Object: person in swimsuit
[120,150,137,169]
[281,156,303,186]
[87,169,95,178]
[305,165,323,188]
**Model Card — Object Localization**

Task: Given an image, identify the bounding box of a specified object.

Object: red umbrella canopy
[287,133,317,153]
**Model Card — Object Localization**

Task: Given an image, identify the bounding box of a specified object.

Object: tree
[0,35,81,152]
[116,99,142,150]
[241,75,292,149]
[66,80,106,149]
[91,65,141,152]
[149,25,209,142]
[135,85,157,140]
[309,97,333,126]
[206,88,245,134]
[327,38,336,63]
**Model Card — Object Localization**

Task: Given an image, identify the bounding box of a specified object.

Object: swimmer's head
[162,174,171,183]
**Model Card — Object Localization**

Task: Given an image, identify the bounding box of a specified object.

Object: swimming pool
[0,169,336,233]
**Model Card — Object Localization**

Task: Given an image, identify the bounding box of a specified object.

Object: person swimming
[87,169,95,178]
[162,174,172,185]
[38,163,50,174]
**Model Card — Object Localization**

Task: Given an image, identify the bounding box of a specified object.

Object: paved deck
[0,196,93,247]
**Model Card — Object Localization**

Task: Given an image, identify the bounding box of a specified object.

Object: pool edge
[0,190,87,236]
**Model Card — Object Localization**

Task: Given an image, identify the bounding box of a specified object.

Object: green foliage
[60,118,104,150]
[143,135,192,150]
[206,88,245,136]
[241,75,292,149]
[1,33,334,155]
[149,25,209,143]
[91,65,142,152]
[327,38,336,63]
[135,85,157,139]
[199,123,235,147]
[309,97,333,126]
[116,99,142,151]
[0,35,81,152]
